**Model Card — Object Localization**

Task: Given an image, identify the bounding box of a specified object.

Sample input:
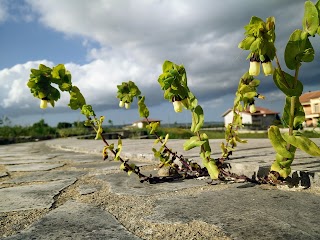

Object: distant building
[132,118,161,129]
[222,106,279,129]
[299,90,320,127]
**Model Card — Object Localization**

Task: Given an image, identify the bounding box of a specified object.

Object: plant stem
[275,54,291,89]
[286,65,300,150]
[89,116,148,179]
[145,117,193,171]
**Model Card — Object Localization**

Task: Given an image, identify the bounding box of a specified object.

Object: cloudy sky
[0,0,319,126]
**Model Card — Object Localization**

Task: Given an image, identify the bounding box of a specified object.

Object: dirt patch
[0,209,49,238]
[49,174,231,240]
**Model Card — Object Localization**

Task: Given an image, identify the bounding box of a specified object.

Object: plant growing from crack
[118,61,250,182]
[237,0,320,182]
[26,64,156,182]
[116,80,206,178]
[26,0,320,186]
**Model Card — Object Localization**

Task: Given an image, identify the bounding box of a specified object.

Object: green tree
[108,119,113,126]
[57,122,72,129]
[29,119,56,137]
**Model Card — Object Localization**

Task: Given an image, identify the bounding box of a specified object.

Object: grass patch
[57,128,91,138]
[156,127,194,139]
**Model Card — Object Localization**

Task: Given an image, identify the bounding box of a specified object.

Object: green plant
[26,0,320,185]
[237,0,320,181]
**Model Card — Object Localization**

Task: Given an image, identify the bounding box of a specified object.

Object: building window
[313,103,319,113]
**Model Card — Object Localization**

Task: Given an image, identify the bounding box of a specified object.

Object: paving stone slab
[65,155,100,163]
[0,152,56,160]
[55,150,102,162]
[0,179,76,212]
[72,160,149,171]
[78,184,102,195]
[3,201,141,240]
[1,170,87,184]
[145,184,320,240]
[5,163,64,172]
[0,157,59,165]
[96,172,209,196]
[0,171,8,178]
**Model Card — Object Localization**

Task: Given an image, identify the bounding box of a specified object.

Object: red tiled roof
[243,106,279,115]
[222,106,278,117]
[299,90,320,103]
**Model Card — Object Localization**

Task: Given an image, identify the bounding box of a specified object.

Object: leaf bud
[249,54,261,76]
[262,61,274,76]
[173,101,183,113]
[125,102,131,109]
[257,94,265,100]
[40,99,48,109]
[119,100,125,108]
[249,104,256,113]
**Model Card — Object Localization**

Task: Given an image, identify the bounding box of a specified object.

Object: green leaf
[39,64,52,72]
[52,64,65,79]
[249,38,261,52]
[162,60,174,73]
[146,122,159,134]
[162,133,169,146]
[302,1,319,36]
[81,105,95,117]
[203,159,219,180]
[282,133,320,156]
[278,157,293,168]
[108,143,115,151]
[128,80,141,97]
[200,133,211,152]
[190,105,204,133]
[162,76,174,90]
[95,126,103,140]
[238,36,256,50]
[127,163,136,176]
[183,136,205,151]
[284,29,314,70]
[243,91,257,99]
[282,96,305,129]
[84,119,92,127]
[69,86,86,110]
[268,126,294,158]
[60,83,72,91]
[115,137,122,160]
[249,79,260,87]
[138,96,149,118]
[273,68,303,97]
[119,162,126,170]
[95,116,105,140]
[249,16,264,24]
[47,87,60,101]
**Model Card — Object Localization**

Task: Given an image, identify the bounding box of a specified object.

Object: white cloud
[0,0,8,23]
[0,60,53,109]
[24,0,306,99]
[1,0,314,124]
[0,53,162,117]
[66,52,160,106]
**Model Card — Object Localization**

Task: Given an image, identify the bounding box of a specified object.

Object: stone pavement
[0,138,319,239]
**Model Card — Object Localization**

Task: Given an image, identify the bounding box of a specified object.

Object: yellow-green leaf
[268,126,294,158]
[203,160,219,180]
[302,0,319,36]
[282,133,320,156]
[183,136,205,151]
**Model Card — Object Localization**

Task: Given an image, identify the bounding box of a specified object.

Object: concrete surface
[4,201,142,240]
[0,179,76,212]
[0,138,320,239]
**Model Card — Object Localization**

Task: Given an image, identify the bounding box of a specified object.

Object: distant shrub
[57,127,91,138]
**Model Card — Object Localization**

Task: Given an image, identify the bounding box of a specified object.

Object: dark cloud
[1,0,319,125]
